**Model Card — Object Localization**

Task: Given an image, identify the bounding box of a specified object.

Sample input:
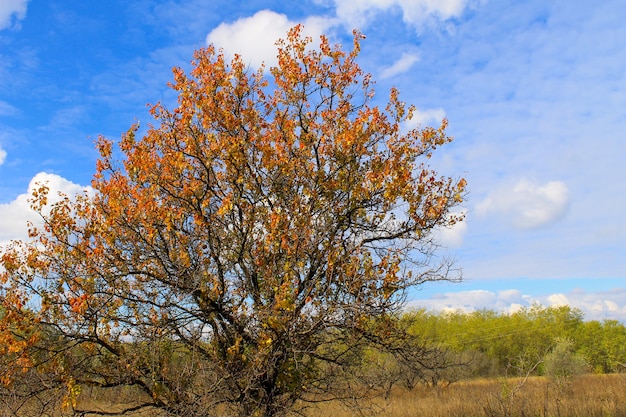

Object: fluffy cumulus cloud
[408,286,626,321]
[331,0,471,30]
[206,10,336,68]
[380,52,419,79]
[414,289,534,314]
[206,0,475,69]
[476,179,569,229]
[539,290,626,321]
[0,147,6,165]
[0,172,92,245]
[547,293,569,307]
[0,0,29,30]
[547,288,626,322]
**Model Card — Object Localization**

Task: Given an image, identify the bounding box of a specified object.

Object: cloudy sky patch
[0,0,624,322]
[331,0,472,30]
[406,107,447,129]
[410,284,626,321]
[434,209,468,248]
[206,10,335,68]
[380,52,419,79]
[0,0,29,30]
[0,172,92,244]
[477,179,570,229]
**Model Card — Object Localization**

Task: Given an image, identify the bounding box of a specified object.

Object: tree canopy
[0,26,465,417]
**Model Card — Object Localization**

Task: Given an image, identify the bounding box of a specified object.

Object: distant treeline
[402,305,626,377]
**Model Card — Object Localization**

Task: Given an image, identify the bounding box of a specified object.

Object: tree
[0,26,466,417]
[576,319,626,373]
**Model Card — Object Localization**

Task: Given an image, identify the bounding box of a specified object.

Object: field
[5,373,626,417]
[306,374,626,417]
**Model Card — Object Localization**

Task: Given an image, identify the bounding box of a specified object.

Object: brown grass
[302,374,626,417]
[4,374,626,416]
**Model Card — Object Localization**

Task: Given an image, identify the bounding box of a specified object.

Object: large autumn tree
[0,27,465,416]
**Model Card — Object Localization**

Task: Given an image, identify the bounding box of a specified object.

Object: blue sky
[1,0,624,321]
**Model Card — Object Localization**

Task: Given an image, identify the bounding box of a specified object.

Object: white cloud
[498,288,522,302]
[404,107,446,130]
[204,2,474,71]
[553,289,626,322]
[604,300,619,312]
[547,293,569,307]
[0,172,92,245]
[434,208,467,248]
[476,179,569,229]
[408,286,626,321]
[0,148,6,165]
[380,52,419,79]
[331,0,471,30]
[409,288,527,315]
[413,289,495,313]
[206,10,336,69]
[0,0,28,30]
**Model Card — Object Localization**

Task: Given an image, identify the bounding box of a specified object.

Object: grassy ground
[303,374,626,417]
[3,374,626,416]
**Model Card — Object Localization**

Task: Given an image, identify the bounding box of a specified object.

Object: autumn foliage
[0,26,465,416]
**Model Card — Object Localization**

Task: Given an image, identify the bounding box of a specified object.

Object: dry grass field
[3,374,626,416]
[303,374,626,417]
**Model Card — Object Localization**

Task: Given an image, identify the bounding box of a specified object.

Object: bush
[543,338,587,385]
